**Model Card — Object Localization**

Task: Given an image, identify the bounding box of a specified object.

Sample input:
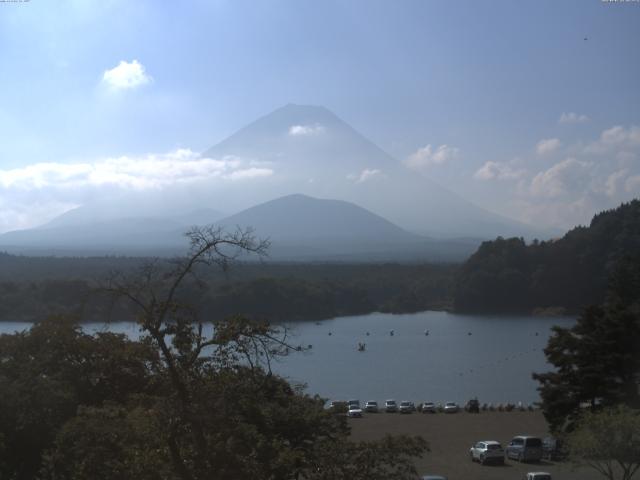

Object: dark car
[542,436,565,461]
[506,436,543,463]
[466,398,480,413]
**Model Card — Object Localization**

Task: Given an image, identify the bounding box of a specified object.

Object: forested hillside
[0,257,455,322]
[454,200,640,313]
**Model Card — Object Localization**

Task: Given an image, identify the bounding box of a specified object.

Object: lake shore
[348,410,600,480]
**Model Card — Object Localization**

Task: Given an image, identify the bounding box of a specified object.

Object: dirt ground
[348,410,602,480]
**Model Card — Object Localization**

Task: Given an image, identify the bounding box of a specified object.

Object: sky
[0,0,639,234]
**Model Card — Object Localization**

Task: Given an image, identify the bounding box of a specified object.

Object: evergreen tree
[533,256,640,432]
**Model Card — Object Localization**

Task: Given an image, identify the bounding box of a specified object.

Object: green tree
[566,405,640,480]
[0,316,156,480]
[533,256,640,432]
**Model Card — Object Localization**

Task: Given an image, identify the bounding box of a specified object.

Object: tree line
[0,258,455,323]
[454,200,640,313]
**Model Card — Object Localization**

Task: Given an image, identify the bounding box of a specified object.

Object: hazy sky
[0,0,639,233]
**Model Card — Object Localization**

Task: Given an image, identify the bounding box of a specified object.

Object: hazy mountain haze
[0,103,556,255]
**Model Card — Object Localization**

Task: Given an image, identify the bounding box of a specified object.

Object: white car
[385,399,398,412]
[347,404,363,417]
[469,440,505,465]
[364,401,379,412]
[443,402,459,413]
[525,473,551,480]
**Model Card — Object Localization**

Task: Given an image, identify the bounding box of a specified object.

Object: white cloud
[625,175,640,194]
[584,125,640,154]
[288,124,325,136]
[0,150,252,191]
[474,161,525,181]
[604,169,628,197]
[536,138,562,155]
[559,112,589,124]
[347,168,382,184]
[0,150,273,233]
[102,60,152,90]
[529,158,591,198]
[405,144,459,170]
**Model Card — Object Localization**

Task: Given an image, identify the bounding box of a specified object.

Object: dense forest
[454,200,640,313]
[0,256,455,323]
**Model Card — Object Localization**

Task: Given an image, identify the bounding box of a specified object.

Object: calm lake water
[0,311,574,405]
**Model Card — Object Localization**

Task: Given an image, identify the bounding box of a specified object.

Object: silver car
[443,402,459,413]
[506,436,543,462]
[347,404,363,417]
[421,402,436,413]
[364,401,379,413]
[399,401,415,413]
[385,399,398,412]
[469,440,505,465]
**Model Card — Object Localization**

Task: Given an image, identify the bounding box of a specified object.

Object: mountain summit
[205,104,547,239]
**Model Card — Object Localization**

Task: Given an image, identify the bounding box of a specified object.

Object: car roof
[480,440,501,445]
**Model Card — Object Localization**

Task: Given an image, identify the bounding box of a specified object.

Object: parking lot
[347,410,602,480]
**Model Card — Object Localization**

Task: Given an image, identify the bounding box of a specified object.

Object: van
[505,436,543,462]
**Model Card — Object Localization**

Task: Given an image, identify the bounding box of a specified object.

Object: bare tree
[103,226,300,480]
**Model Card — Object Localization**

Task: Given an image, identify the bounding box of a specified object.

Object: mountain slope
[215,194,479,261]
[0,207,225,255]
[204,103,550,239]
[216,193,418,242]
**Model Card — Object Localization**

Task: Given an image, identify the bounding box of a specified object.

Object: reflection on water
[0,311,574,404]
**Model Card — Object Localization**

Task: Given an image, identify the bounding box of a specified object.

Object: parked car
[542,436,565,460]
[443,402,459,413]
[399,401,415,413]
[347,399,360,408]
[385,399,398,412]
[506,436,543,462]
[364,401,379,413]
[525,472,552,480]
[421,402,436,413]
[469,440,505,465]
[465,398,480,413]
[347,404,363,417]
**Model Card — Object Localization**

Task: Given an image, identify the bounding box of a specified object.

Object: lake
[0,311,574,405]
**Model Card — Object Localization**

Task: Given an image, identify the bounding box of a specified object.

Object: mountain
[454,200,640,313]
[0,193,480,260]
[217,193,417,243]
[204,103,552,239]
[0,207,225,256]
[214,194,479,261]
[0,103,552,257]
